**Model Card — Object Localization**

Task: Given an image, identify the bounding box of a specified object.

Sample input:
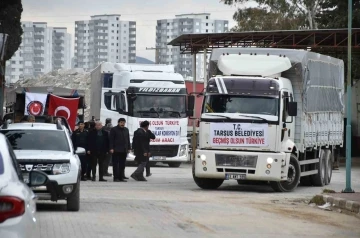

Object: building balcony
[34,56,44,61]
[34,49,44,54]
[54,46,64,51]
[33,64,44,69]
[34,41,44,47]
[34,34,44,39]
[54,39,64,44]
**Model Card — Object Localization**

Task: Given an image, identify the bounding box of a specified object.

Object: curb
[319,194,360,214]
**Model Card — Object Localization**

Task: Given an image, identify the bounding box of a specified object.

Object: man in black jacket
[71,121,88,181]
[87,121,109,182]
[131,121,155,181]
[110,118,131,182]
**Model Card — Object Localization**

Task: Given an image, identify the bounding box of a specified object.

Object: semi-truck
[191,48,344,192]
[90,63,191,167]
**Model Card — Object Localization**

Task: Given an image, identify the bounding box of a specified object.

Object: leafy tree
[0,0,23,61]
[222,0,325,30]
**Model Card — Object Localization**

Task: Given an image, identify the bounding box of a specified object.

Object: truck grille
[20,164,53,175]
[215,154,257,168]
[150,145,179,157]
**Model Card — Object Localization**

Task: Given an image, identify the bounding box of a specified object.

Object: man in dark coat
[87,121,110,182]
[131,121,155,181]
[145,130,156,177]
[110,118,131,182]
[103,118,113,177]
[71,121,88,181]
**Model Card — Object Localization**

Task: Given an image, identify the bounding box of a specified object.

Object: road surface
[36,164,360,238]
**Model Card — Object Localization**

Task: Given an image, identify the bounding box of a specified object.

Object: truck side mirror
[288,102,297,117]
[187,95,195,117]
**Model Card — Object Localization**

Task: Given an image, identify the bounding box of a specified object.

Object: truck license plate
[151,156,166,161]
[23,173,29,183]
[225,174,246,180]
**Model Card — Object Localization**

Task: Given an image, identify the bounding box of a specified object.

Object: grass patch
[322,189,336,194]
[309,195,325,205]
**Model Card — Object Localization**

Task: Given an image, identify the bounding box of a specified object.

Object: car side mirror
[75,147,86,155]
[187,95,195,110]
[27,171,48,187]
[288,102,297,117]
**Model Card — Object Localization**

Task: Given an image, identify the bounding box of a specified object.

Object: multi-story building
[74,14,136,71]
[5,22,71,84]
[156,13,228,79]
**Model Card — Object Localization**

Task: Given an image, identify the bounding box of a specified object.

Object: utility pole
[343,0,354,193]
[0,28,9,119]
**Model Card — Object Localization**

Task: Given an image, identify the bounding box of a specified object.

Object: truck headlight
[200,154,206,161]
[53,163,71,175]
[267,157,274,164]
[179,145,187,157]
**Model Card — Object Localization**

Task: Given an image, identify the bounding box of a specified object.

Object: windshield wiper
[164,110,181,117]
[137,110,160,118]
[204,114,232,120]
[238,114,268,122]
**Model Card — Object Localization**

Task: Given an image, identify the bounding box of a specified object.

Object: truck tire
[168,162,181,168]
[324,149,332,185]
[311,149,326,187]
[270,154,300,192]
[192,161,223,190]
[67,183,80,211]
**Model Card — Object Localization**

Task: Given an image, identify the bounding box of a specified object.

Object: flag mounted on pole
[24,92,47,116]
[48,95,79,130]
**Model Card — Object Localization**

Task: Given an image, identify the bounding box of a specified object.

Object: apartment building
[156,13,228,79]
[74,14,136,71]
[5,22,71,84]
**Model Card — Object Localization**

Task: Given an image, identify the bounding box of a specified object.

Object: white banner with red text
[210,123,268,147]
[139,120,181,144]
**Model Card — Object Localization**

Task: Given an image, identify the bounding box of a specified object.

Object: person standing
[145,129,156,177]
[131,121,155,181]
[87,121,109,182]
[103,118,113,177]
[110,118,131,182]
[72,121,88,181]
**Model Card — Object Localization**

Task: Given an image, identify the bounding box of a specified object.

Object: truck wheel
[192,161,223,190]
[311,149,326,186]
[300,176,312,186]
[67,183,80,211]
[324,149,332,185]
[270,154,300,192]
[168,162,181,168]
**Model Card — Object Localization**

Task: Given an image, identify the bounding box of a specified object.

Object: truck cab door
[103,91,127,114]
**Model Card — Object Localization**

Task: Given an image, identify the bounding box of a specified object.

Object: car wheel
[67,182,80,211]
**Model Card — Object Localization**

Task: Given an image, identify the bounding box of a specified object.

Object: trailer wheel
[324,149,332,185]
[270,154,300,192]
[192,161,223,190]
[311,149,326,186]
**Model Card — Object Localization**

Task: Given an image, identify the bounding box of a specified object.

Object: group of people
[72,118,156,182]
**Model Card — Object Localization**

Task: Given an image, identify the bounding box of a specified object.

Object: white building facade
[5,22,71,84]
[156,13,228,80]
[74,14,136,71]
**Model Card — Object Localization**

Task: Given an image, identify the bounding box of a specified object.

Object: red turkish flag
[48,95,80,131]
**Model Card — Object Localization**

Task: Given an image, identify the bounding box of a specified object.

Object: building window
[112,24,114,26]
[206,29,208,32]
[116,17,119,20]
[206,16,209,19]
[206,23,208,26]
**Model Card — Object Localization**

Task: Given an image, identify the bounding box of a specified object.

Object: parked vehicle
[0,133,49,238]
[190,48,344,192]
[90,63,192,167]
[0,120,84,211]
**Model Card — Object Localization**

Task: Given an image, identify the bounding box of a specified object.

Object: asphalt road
[35,163,360,238]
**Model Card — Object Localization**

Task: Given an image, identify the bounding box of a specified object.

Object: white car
[0,133,49,238]
[0,121,85,211]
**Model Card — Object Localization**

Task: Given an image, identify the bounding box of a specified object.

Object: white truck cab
[91,63,191,167]
[192,48,344,192]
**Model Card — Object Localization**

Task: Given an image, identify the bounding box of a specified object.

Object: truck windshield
[203,95,279,116]
[130,95,186,118]
[1,130,71,152]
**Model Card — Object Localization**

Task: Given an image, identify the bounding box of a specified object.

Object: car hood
[14,150,73,161]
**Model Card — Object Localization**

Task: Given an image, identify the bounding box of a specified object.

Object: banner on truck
[139,120,181,144]
[210,123,268,147]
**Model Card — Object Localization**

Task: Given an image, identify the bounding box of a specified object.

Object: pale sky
[22,0,246,61]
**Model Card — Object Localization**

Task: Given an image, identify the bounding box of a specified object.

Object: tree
[222,0,325,30]
[0,0,23,61]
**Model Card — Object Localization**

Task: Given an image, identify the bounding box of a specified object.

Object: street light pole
[343,0,354,193]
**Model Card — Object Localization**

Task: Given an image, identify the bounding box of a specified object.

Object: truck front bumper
[126,144,189,162]
[195,149,290,181]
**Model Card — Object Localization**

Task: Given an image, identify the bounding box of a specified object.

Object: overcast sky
[22,0,248,61]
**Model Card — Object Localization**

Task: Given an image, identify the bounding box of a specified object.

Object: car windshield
[1,130,70,152]
[130,95,186,118]
[204,95,279,116]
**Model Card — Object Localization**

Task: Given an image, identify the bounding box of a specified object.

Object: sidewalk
[319,192,360,216]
